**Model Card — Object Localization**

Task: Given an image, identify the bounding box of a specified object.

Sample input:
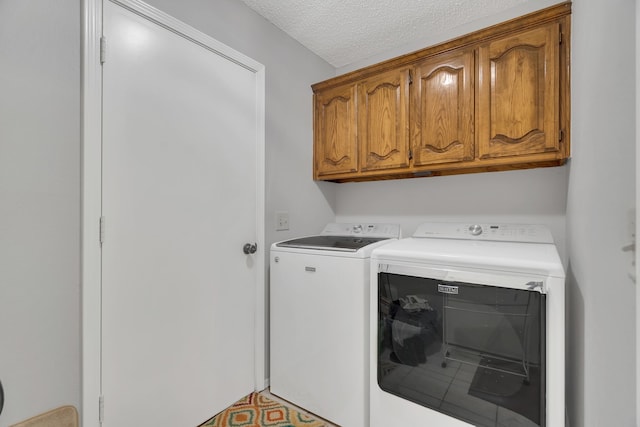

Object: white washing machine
[370,223,565,427]
[270,223,401,427]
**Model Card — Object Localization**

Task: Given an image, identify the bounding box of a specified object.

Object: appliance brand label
[438,284,459,295]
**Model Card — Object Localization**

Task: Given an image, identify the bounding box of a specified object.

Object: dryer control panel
[321,223,401,239]
[413,222,554,244]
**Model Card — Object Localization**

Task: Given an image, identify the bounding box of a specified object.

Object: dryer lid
[276,235,390,252]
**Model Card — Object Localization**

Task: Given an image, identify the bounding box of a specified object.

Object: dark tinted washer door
[377,272,545,427]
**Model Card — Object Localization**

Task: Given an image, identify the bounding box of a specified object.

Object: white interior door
[100,2,263,425]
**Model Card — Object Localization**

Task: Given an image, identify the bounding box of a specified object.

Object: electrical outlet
[276,211,289,231]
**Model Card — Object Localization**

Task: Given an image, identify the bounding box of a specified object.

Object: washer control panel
[413,222,554,243]
[321,223,402,239]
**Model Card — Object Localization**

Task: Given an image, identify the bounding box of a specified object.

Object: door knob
[243,243,257,254]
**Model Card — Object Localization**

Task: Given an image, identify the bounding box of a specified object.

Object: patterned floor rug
[200,392,328,427]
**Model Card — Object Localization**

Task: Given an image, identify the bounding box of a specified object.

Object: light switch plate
[276,211,289,231]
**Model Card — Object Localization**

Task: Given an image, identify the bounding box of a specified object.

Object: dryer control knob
[468,224,483,236]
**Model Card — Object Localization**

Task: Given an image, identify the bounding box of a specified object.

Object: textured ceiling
[238,0,529,68]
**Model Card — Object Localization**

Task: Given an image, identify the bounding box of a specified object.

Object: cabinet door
[412,49,474,167]
[478,23,560,159]
[314,84,358,178]
[358,69,410,172]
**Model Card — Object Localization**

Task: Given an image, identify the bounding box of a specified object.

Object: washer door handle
[243,243,257,254]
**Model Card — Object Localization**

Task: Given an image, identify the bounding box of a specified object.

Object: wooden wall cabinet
[358,68,411,172]
[477,23,562,161]
[312,2,571,182]
[313,83,358,178]
[412,48,475,167]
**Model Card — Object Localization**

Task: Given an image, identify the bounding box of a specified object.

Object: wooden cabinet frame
[412,48,475,167]
[314,84,358,178]
[477,23,561,160]
[358,68,411,172]
[312,2,571,182]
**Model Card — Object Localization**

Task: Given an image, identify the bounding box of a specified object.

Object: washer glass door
[377,272,546,427]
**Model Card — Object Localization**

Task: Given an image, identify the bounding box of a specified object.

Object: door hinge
[100,36,107,64]
[99,216,105,245]
[99,395,104,423]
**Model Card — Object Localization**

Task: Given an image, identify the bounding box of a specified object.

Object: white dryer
[370,223,565,427]
[270,223,401,427]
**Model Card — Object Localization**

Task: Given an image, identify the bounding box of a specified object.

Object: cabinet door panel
[412,50,474,166]
[478,23,560,159]
[358,69,410,172]
[314,85,358,178]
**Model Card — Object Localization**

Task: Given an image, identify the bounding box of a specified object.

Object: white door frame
[636,0,640,422]
[636,0,639,421]
[81,1,266,425]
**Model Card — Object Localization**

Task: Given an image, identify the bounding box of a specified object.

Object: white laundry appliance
[370,223,565,427]
[270,223,401,427]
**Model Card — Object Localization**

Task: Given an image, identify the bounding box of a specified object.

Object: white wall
[566,0,637,425]
[0,1,81,425]
[333,0,637,425]
[3,0,635,425]
[336,166,568,260]
[637,0,640,422]
[1,1,336,423]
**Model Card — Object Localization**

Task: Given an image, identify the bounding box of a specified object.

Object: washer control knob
[353,224,363,233]
[468,224,483,236]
